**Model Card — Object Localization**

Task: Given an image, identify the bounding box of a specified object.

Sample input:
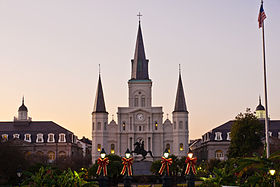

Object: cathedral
[92,21,189,162]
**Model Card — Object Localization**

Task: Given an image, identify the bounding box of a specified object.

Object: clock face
[136,113,144,121]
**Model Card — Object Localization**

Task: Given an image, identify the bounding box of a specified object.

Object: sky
[0,0,279,140]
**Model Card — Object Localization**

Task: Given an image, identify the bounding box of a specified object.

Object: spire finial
[259,95,262,104]
[137,12,142,23]
[112,114,114,121]
[167,113,169,119]
[179,64,181,75]
[98,64,101,76]
[22,96,24,104]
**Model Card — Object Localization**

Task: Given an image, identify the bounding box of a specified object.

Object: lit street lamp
[122,148,133,187]
[186,149,196,187]
[98,148,108,187]
[162,148,173,187]
[269,169,276,187]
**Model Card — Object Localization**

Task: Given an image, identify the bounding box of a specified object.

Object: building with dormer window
[190,98,280,162]
[0,98,82,162]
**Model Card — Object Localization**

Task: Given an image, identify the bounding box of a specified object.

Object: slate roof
[130,22,149,80]
[93,75,107,113]
[0,121,74,143]
[208,120,280,141]
[173,73,188,113]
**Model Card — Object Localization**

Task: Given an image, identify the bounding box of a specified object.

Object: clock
[136,113,144,121]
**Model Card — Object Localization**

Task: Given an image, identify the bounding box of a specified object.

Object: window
[97,144,101,152]
[148,137,151,150]
[122,122,126,131]
[111,144,115,154]
[97,122,101,130]
[179,143,184,151]
[36,151,44,157]
[278,132,280,139]
[166,144,170,153]
[215,132,222,141]
[13,134,20,139]
[92,122,94,131]
[48,151,55,162]
[174,122,176,130]
[179,121,183,129]
[139,126,141,131]
[155,122,158,130]
[215,150,224,160]
[36,133,44,143]
[104,122,107,131]
[130,117,132,130]
[48,133,55,142]
[227,132,231,141]
[141,96,145,107]
[59,151,66,158]
[24,134,31,142]
[134,96,139,107]
[269,131,272,137]
[58,133,66,142]
[185,121,188,129]
[2,134,8,141]
[148,117,151,131]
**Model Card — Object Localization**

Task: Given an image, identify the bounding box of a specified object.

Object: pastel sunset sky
[0,0,279,140]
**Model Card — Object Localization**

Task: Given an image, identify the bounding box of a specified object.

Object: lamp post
[16,168,22,187]
[98,148,109,187]
[122,148,133,187]
[269,169,276,187]
[161,148,173,187]
[186,149,196,187]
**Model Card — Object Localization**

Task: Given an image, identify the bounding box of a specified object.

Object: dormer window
[215,132,222,141]
[13,134,20,139]
[268,131,272,137]
[24,134,31,142]
[36,133,44,143]
[227,132,231,141]
[48,133,55,143]
[58,133,66,142]
[2,134,8,141]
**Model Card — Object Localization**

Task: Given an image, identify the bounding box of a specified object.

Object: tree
[228,109,263,158]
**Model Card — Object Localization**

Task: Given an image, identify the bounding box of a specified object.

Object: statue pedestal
[133,161,152,175]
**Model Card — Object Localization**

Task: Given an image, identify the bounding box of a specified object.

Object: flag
[258,3,267,28]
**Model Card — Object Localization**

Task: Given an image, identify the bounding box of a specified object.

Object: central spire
[131,20,149,80]
[173,68,187,113]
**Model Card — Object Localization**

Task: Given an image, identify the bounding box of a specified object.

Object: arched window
[141,96,145,107]
[97,144,101,152]
[111,144,115,154]
[179,143,184,151]
[215,132,222,141]
[59,151,66,158]
[215,150,224,160]
[36,133,44,143]
[130,117,132,130]
[92,122,94,131]
[130,137,133,151]
[58,133,66,142]
[1,134,8,141]
[166,144,170,153]
[155,122,158,130]
[134,96,139,107]
[179,121,183,129]
[122,122,126,131]
[13,134,20,139]
[24,133,32,142]
[97,122,101,130]
[48,151,55,162]
[47,133,55,142]
[139,126,141,131]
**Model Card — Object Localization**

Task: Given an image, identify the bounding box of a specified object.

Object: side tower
[92,74,108,162]
[172,70,189,156]
[256,96,265,119]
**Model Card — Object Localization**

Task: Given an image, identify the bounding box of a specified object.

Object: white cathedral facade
[92,21,189,162]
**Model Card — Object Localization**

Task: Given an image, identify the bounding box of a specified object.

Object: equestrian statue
[131,140,154,161]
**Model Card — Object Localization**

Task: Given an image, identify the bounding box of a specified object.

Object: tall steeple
[131,20,149,80]
[93,74,107,113]
[173,68,187,113]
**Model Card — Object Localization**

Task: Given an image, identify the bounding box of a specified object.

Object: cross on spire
[137,12,142,22]
[179,64,181,75]
[98,64,101,75]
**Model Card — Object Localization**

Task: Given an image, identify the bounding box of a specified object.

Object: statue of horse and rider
[131,140,154,161]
